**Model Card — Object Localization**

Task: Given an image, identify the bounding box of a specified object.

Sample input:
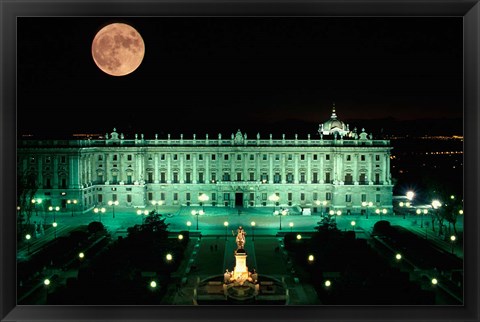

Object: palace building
[17,107,394,215]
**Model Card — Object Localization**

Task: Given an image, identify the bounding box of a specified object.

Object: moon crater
[92,23,145,76]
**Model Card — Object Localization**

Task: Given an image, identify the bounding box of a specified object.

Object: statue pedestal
[233,250,248,281]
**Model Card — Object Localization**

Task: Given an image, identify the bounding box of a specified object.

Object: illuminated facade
[17,108,394,215]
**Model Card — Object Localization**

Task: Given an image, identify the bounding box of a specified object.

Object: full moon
[91,23,145,76]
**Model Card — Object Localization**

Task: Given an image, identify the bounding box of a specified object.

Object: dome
[318,104,349,136]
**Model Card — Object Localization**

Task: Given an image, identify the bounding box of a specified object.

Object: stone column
[167,154,171,184]
[180,154,184,183]
[294,154,299,184]
[37,157,42,187]
[193,153,197,184]
[154,153,159,183]
[269,153,273,184]
[319,153,324,184]
[281,153,286,184]
[307,153,312,184]
[354,154,359,183]
[104,153,109,182]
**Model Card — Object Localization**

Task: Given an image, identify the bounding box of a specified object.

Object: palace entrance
[235,193,244,207]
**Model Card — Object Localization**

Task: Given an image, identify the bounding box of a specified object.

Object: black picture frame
[1,0,478,321]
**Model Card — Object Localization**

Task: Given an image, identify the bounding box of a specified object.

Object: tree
[17,170,38,237]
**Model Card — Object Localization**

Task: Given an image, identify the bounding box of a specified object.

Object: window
[326,154,330,161]
[361,194,367,202]
[173,193,178,201]
[185,172,191,183]
[237,154,242,161]
[312,172,318,183]
[275,154,280,161]
[186,193,191,201]
[186,154,191,161]
[261,173,268,182]
[300,154,305,161]
[198,154,203,161]
[224,154,229,161]
[224,193,230,200]
[236,172,242,181]
[212,193,216,201]
[313,154,318,161]
[262,193,267,201]
[212,154,216,161]
[249,172,255,181]
[173,172,179,183]
[361,155,365,161]
[45,178,51,189]
[250,193,254,201]
[288,193,293,201]
[126,187,132,191]
[111,172,118,184]
[198,172,204,183]
[113,154,118,161]
[375,173,380,184]
[98,194,103,203]
[173,154,178,160]
[148,155,153,161]
[211,172,217,182]
[61,156,66,163]
[286,173,294,183]
[345,173,353,184]
[160,193,166,201]
[325,172,331,184]
[346,155,351,161]
[346,194,352,202]
[127,194,132,203]
[112,194,118,201]
[376,194,381,203]
[45,156,51,164]
[147,172,153,183]
[160,154,165,161]
[223,173,230,181]
[376,155,380,161]
[300,193,305,201]
[61,178,67,189]
[300,172,306,183]
[326,192,332,200]
[274,173,281,183]
[359,173,367,184]
[250,154,254,160]
[288,154,293,161]
[262,154,267,161]
[127,154,132,161]
[98,155,103,161]
[313,192,318,200]
[160,172,166,183]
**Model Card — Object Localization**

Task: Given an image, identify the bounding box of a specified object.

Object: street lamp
[296,234,302,240]
[324,280,331,287]
[108,200,119,218]
[198,193,209,212]
[25,234,31,254]
[375,208,381,220]
[137,209,149,224]
[31,198,42,217]
[166,253,173,262]
[406,191,415,201]
[224,221,229,240]
[191,210,203,230]
[278,208,288,230]
[450,235,456,254]
[308,254,314,263]
[289,222,294,232]
[78,252,85,260]
[335,210,342,225]
[268,194,280,213]
[150,281,157,289]
[48,206,60,223]
[67,199,77,217]
[251,221,256,241]
[151,200,163,212]
[395,253,402,260]
[52,222,57,239]
[178,234,184,240]
[186,221,192,231]
[93,207,106,222]
[350,220,356,231]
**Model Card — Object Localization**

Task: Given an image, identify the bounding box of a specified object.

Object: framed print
[1,0,479,321]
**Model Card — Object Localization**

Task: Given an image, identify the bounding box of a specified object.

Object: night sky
[17,17,463,138]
